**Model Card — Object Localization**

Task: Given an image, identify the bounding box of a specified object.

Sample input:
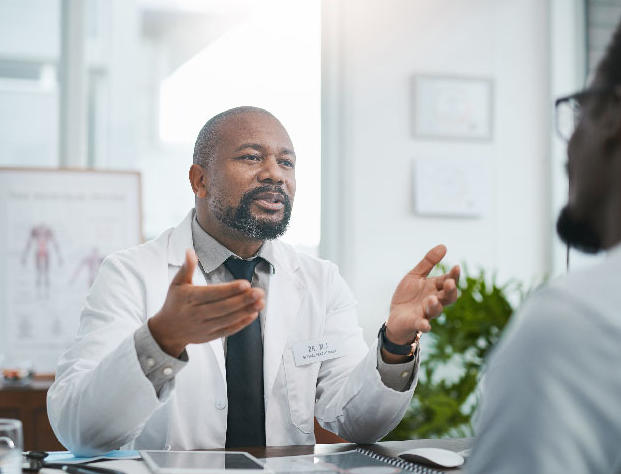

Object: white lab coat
[47,210,417,456]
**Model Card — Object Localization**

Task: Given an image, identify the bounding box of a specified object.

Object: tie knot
[224,256,261,282]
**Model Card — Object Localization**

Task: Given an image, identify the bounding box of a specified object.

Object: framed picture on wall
[0,167,142,374]
[411,75,493,140]
[413,157,490,218]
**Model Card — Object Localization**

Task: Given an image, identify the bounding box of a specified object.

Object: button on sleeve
[376,333,419,392]
[134,322,188,395]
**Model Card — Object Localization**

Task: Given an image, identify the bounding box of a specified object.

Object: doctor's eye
[239,154,261,162]
[279,158,295,168]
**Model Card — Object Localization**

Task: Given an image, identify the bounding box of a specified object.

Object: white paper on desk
[45,450,141,464]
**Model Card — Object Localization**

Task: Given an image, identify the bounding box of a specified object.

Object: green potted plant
[384,266,526,440]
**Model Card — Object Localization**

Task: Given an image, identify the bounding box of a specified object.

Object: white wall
[322,0,551,342]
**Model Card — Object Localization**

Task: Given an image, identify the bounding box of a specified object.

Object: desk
[238,438,471,460]
[37,439,472,474]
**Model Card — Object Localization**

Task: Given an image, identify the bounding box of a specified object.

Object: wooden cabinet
[0,379,64,451]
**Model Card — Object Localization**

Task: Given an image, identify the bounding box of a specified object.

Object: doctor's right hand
[148,249,265,358]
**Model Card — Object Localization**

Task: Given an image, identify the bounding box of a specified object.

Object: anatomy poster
[0,168,142,373]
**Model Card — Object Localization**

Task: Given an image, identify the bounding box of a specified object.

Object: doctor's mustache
[243,185,291,205]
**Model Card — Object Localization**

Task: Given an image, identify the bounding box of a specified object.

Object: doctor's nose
[257,157,285,184]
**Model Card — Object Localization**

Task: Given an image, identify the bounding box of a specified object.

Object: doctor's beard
[213,185,292,240]
[556,205,602,254]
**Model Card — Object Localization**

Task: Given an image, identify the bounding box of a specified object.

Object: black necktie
[223,256,266,448]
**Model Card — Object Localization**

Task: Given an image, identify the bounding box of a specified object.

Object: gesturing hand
[148,249,265,357]
[385,245,460,345]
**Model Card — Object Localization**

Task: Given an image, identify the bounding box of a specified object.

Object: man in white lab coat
[47,107,460,455]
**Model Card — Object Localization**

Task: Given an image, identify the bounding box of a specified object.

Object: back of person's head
[593,21,621,89]
[556,16,621,253]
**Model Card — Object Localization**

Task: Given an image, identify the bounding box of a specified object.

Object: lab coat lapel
[194,264,226,383]
[264,249,304,401]
[167,209,194,267]
[167,209,226,382]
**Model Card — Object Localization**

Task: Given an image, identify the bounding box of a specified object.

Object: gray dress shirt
[134,214,418,395]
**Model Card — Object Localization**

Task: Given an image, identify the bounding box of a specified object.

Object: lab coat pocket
[282,347,318,434]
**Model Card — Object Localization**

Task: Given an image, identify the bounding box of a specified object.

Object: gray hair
[192,106,276,167]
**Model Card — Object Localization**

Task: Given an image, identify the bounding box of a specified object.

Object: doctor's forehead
[215,112,294,155]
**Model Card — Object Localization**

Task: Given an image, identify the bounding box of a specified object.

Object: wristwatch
[378,323,419,357]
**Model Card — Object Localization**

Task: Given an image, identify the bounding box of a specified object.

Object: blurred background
[0,0,620,443]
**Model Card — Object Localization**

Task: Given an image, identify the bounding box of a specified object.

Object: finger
[190,280,253,304]
[206,308,260,339]
[423,294,443,319]
[417,318,432,333]
[438,279,459,305]
[445,277,457,294]
[434,265,461,289]
[409,244,447,278]
[198,289,265,319]
[449,265,461,283]
[171,249,198,286]
[212,315,257,339]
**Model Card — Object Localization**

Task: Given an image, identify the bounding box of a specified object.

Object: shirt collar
[191,211,276,275]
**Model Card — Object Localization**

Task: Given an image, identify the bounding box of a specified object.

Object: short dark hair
[594,20,621,88]
[192,106,276,167]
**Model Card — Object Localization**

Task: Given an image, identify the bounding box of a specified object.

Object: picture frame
[411,75,494,140]
[0,167,142,373]
[413,157,490,218]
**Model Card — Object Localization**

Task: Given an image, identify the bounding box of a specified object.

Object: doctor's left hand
[385,245,460,346]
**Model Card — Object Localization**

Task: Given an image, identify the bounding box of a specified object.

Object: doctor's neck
[195,211,264,259]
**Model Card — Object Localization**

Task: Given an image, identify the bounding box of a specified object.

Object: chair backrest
[313,418,348,444]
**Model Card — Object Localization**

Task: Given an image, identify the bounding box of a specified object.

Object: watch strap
[378,323,417,356]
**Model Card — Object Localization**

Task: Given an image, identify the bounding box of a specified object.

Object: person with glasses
[467,20,621,474]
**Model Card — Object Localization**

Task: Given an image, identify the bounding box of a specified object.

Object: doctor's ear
[189,164,208,198]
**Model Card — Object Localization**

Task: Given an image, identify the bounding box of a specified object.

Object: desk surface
[240,437,471,459]
[38,439,472,474]
[0,379,54,391]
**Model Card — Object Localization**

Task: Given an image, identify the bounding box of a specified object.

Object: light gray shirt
[134,213,418,395]
[467,246,621,473]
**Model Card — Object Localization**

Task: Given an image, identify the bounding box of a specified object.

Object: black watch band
[378,323,416,356]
